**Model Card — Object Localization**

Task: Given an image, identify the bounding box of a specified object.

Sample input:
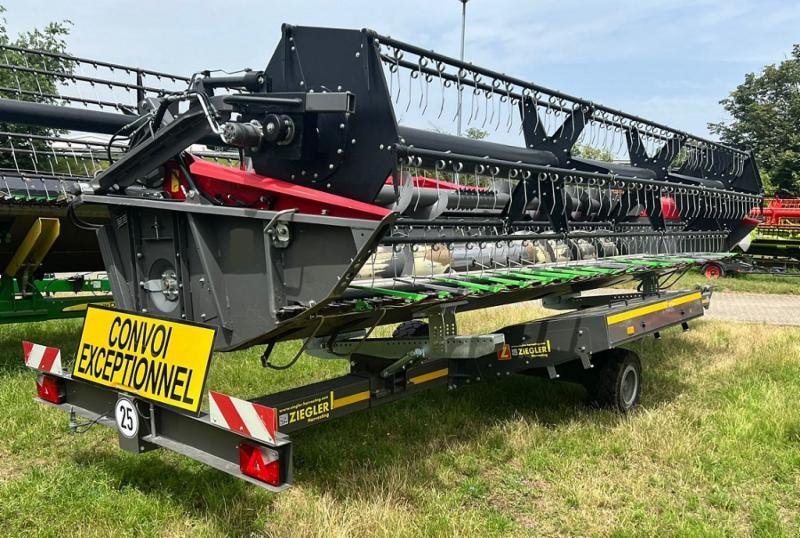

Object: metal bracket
[639,271,661,296]
[520,97,593,164]
[263,208,297,249]
[427,304,458,356]
[379,348,425,378]
[626,128,685,180]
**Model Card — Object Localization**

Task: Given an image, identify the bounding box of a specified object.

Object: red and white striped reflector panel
[208,391,278,445]
[22,341,63,375]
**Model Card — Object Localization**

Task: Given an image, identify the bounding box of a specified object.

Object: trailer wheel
[392,320,429,338]
[586,349,642,413]
[702,262,725,279]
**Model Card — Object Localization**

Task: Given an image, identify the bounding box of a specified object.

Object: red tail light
[239,443,281,486]
[36,374,65,404]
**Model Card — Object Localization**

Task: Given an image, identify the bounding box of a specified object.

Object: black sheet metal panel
[257,25,400,203]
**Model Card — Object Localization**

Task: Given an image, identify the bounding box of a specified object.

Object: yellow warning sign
[73,305,216,414]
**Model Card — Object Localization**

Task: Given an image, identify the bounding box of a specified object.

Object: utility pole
[456,0,469,137]
[454,0,469,185]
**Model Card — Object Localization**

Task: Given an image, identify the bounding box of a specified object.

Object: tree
[0,6,73,171]
[709,45,800,194]
[464,127,488,140]
[571,144,614,162]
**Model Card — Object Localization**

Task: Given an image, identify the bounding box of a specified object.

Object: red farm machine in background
[758,197,800,226]
[700,198,800,278]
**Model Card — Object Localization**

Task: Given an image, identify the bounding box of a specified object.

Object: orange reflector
[498,344,511,360]
[239,443,281,486]
[36,374,65,404]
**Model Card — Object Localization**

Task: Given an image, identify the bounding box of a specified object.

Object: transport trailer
[24,263,711,491]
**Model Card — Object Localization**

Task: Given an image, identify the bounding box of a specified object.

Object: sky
[2,0,799,140]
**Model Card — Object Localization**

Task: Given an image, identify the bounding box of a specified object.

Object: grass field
[616,269,800,295]
[1,290,799,537]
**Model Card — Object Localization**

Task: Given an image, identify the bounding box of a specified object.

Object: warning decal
[73,305,216,414]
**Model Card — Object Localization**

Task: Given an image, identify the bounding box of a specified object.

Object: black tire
[585,348,642,413]
[392,320,429,338]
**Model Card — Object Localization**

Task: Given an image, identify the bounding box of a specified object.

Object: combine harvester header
[4,24,762,490]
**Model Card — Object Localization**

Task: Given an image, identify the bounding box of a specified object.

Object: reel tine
[416,59,426,111]
[506,85,515,133]
[487,80,497,130]
[27,137,40,177]
[3,50,23,99]
[468,71,479,125]
[405,66,414,113]
[480,86,489,128]
[437,61,447,119]
[422,72,432,115]
[20,49,44,98]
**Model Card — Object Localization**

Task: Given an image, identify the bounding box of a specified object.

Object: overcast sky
[3,0,799,138]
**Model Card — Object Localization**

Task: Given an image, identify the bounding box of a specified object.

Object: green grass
[1,305,799,536]
[617,269,800,295]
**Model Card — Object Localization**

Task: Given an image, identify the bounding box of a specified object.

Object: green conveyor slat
[349,285,428,302]
[506,271,559,283]
[510,268,571,281]
[615,259,679,268]
[572,265,625,274]
[464,274,530,288]
[434,277,506,293]
[537,267,606,277]
[524,269,584,280]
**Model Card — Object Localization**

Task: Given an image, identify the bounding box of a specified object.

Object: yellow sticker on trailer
[72,305,216,414]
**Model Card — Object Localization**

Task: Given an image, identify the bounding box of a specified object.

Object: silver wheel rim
[620,364,638,407]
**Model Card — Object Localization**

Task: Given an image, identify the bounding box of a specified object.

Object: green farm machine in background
[0,210,111,324]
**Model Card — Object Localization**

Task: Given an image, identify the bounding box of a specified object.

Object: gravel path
[705,291,800,325]
[573,288,800,326]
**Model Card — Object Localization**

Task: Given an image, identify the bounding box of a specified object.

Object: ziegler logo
[278,392,333,427]
[511,340,551,358]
